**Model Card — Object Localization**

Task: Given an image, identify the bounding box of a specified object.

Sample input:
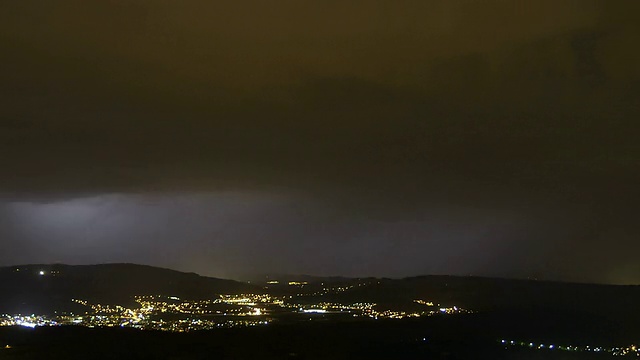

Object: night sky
[1,1,639,284]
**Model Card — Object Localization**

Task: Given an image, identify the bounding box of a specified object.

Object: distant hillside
[395,275,640,314]
[310,275,637,309]
[302,275,640,327]
[0,264,259,315]
[3,264,640,335]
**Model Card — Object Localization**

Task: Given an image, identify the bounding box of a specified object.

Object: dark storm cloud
[0,1,639,283]
[0,194,546,280]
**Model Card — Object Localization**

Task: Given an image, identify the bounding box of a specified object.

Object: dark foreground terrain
[1,314,635,360]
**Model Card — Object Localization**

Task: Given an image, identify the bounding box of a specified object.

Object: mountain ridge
[0,263,259,315]
[3,263,640,326]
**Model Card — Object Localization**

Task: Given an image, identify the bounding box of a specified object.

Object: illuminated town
[2,267,638,358]
[0,270,472,332]
[0,292,469,332]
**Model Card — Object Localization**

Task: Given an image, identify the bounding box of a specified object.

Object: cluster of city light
[283,301,376,312]
[219,294,284,306]
[1,309,269,332]
[1,292,470,332]
[360,306,468,320]
[282,298,469,319]
[500,339,639,357]
[0,294,275,332]
[321,282,371,294]
[12,268,62,277]
[413,300,435,306]
[1,314,79,328]
[289,281,379,297]
[413,299,471,316]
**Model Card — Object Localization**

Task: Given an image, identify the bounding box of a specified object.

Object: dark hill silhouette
[340,275,640,312]
[3,263,640,338]
[300,275,638,317]
[298,275,640,340]
[0,263,259,314]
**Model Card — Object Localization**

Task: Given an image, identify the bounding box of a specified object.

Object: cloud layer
[1,1,638,283]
